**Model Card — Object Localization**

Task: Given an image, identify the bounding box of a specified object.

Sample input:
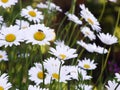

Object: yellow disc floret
[59,54,66,60]
[34,31,46,41]
[29,11,36,17]
[83,64,90,69]
[37,71,44,79]
[0,86,4,90]
[52,73,59,80]
[1,0,8,3]
[5,34,16,42]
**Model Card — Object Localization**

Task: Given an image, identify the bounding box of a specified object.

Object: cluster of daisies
[0,0,119,90]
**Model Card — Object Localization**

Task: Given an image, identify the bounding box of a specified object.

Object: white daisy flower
[28,85,48,90]
[65,12,82,25]
[115,73,120,82]
[97,33,118,45]
[29,63,46,85]
[37,3,48,9]
[0,16,3,24]
[0,50,8,61]
[105,80,120,90]
[78,69,92,80]
[0,73,12,90]
[77,84,92,90]
[80,4,101,32]
[81,26,96,41]
[24,24,55,45]
[15,19,29,29]
[109,0,117,3]
[0,0,18,8]
[49,41,78,60]
[0,25,24,47]
[21,6,44,23]
[78,58,97,70]
[44,57,70,83]
[95,45,108,54]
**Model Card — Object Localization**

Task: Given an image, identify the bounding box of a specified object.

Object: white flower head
[49,41,78,60]
[115,73,120,82]
[97,33,118,45]
[0,50,8,61]
[21,6,44,23]
[105,80,120,90]
[78,58,97,70]
[81,26,96,41]
[0,25,24,47]
[28,85,48,90]
[0,73,12,90]
[109,0,117,3]
[80,4,101,32]
[15,19,29,29]
[65,12,82,25]
[0,0,18,8]
[24,24,55,45]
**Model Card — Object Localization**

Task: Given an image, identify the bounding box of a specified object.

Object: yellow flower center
[37,71,44,79]
[0,86,4,90]
[87,18,94,25]
[52,73,59,80]
[59,54,66,60]
[28,11,36,17]
[83,64,90,69]
[5,34,16,42]
[1,0,8,3]
[34,31,46,41]
[0,55,3,58]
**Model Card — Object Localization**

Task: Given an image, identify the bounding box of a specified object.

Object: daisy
[0,73,12,90]
[109,0,117,3]
[0,16,3,24]
[115,73,120,82]
[29,63,46,85]
[21,6,44,23]
[0,50,8,61]
[28,85,48,90]
[97,33,118,45]
[80,4,101,32]
[81,26,96,41]
[15,19,29,29]
[77,84,92,90]
[44,57,70,83]
[95,46,108,54]
[49,40,78,60]
[24,24,55,45]
[0,0,18,8]
[65,12,82,25]
[78,58,97,70]
[0,25,23,47]
[105,80,120,90]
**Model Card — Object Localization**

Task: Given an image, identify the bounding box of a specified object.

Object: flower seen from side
[49,40,78,60]
[0,0,18,8]
[0,73,12,90]
[21,6,44,23]
[0,50,8,61]
[78,58,97,70]
[80,4,101,32]
[28,85,48,90]
[115,73,120,82]
[97,33,118,45]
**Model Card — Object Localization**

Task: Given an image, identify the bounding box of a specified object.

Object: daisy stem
[95,47,111,88]
[98,0,106,21]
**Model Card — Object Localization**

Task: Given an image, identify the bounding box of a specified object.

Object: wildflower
[78,58,97,70]
[24,24,55,45]
[0,73,12,90]
[29,63,46,85]
[15,19,29,29]
[28,85,48,90]
[115,73,120,82]
[44,57,70,83]
[37,1,62,12]
[77,84,92,90]
[21,6,44,23]
[95,46,108,54]
[65,12,82,25]
[109,0,117,3]
[0,25,23,47]
[80,4,101,32]
[0,50,8,61]
[81,26,96,41]
[105,80,120,90]
[49,40,78,60]
[0,0,18,8]
[97,33,118,45]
